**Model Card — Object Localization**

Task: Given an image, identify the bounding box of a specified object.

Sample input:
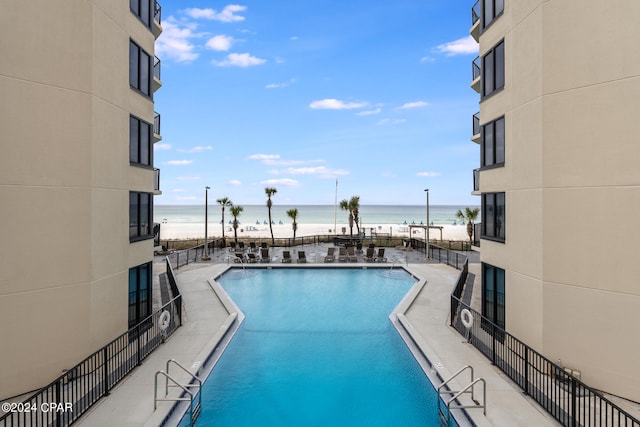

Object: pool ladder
[154,359,202,426]
[437,365,486,425]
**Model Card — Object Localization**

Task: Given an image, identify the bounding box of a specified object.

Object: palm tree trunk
[268,205,274,245]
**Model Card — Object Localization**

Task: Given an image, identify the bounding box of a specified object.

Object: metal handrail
[447,378,486,415]
[165,359,202,397]
[471,0,480,26]
[438,365,475,401]
[154,371,194,410]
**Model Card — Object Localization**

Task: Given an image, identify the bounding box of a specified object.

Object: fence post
[136,324,142,366]
[104,346,110,395]
[176,252,180,270]
[524,346,529,396]
[55,379,62,427]
[571,377,577,427]
[491,324,497,365]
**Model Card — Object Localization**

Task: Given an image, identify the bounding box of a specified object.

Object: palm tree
[230,205,243,246]
[286,208,298,241]
[264,187,277,245]
[349,196,361,236]
[216,197,232,242]
[456,207,480,244]
[339,199,354,239]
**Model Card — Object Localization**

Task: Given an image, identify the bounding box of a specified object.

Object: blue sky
[153,1,479,206]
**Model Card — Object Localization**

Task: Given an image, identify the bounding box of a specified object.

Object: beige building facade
[471,0,640,402]
[0,0,162,400]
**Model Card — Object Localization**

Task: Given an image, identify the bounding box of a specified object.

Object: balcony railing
[472,56,481,81]
[473,168,480,192]
[153,112,160,136]
[153,0,162,25]
[472,0,480,26]
[153,56,161,81]
[473,112,480,136]
[154,168,161,192]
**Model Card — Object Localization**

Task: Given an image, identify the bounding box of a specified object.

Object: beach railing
[450,291,640,426]
[0,294,183,427]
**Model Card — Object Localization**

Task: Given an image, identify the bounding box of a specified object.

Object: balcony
[471,56,481,93]
[152,0,162,38]
[154,168,162,195]
[472,112,480,143]
[470,0,480,42]
[153,111,162,142]
[472,168,480,195]
[153,56,162,92]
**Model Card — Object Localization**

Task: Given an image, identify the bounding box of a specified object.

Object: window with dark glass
[481,116,505,167]
[482,192,505,241]
[130,116,152,166]
[130,192,153,241]
[129,262,152,328]
[130,0,152,28]
[482,0,504,30]
[129,40,152,97]
[482,40,504,98]
[482,263,505,329]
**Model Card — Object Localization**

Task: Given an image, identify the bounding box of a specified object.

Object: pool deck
[75,244,559,426]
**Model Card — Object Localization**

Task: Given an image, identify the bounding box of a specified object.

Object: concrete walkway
[75,247,558,426]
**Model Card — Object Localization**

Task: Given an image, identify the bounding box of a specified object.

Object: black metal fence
[0,296,182,427]
[450,297,639,426]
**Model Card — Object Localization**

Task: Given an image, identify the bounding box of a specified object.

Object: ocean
[154,205,481,226]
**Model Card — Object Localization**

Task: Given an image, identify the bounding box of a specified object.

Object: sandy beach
[158,221,471,242]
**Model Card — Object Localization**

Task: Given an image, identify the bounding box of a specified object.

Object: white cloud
[154,143,172,150]
[260,178,301,187]
[420,56,435,63]
[357,108,382,116]
[183,5,247,22]
[284,166,349,178]
[248,153,280,161]
[178,146,213,153]
[376,118,406,126]
[417,171,441,177]
[155,18,201,63]
[213,53,266,67]
[206,35,234,51]
[290,36,299,41]
[165,160,193,165]
[309,99,368,110]
[228,179,242,186]
[435,35,479,56]
[266,78,296,89]
[400,101,429,109]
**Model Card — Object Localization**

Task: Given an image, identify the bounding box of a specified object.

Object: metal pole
[425,188,430,260]
[202,186,211,260]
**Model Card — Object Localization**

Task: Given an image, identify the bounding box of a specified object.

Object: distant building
[470,0,639,402]
[0,0,163,399]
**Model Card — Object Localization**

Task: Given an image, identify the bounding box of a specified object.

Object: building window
[130,116,152,166]
[130,192,153,241]
[130,0,152,28]
[481,116,505,167]
[129,262,152,328]
[482,0,504,30]
[129,40,151,97]
[482,263,505,329]
[482,192,505,241]
[482,40,504,98]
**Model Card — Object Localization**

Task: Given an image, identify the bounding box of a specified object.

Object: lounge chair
[234,252,245,263]
[365,247,376,262]
[249,242,257,252]
[324,247,335,263]
[246,253,258,263]
[347,246,357,262]
[297,251,307,263]
[356,243,363,254]
[261,242,268,249]
[238,242,245,251]
[338,247,348,262]
[375,248,387,263]
[260,248,271,263]
[282,251,292,263]
[229,242,236,252]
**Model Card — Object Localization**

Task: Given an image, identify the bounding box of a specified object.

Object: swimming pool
[178,268,459,426]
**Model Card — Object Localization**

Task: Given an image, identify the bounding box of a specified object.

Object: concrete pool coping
[75,261,558,426]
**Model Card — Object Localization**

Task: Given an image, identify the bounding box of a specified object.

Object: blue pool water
[190,268,453,426]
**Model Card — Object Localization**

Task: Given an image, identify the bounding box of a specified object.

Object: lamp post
[424,188,430,260]
[201,186,211,261]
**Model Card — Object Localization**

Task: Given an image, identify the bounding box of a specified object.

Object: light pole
[201,186,211,261]
[424,188,430,260]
